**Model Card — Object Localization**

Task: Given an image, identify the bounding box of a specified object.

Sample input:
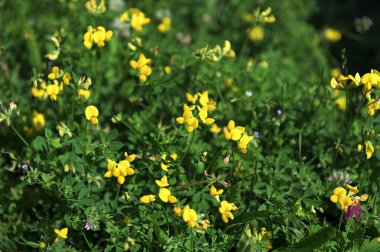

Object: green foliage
[0,0,379,251]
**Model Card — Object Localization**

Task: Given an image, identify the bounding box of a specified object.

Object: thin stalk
[83,233,92,250]
[10,123,29,147]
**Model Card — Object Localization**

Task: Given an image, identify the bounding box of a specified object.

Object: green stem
[338,211,344,231]
[115,184,121,207]
[83,233,92,250]
[10,123,29,147]
[180,132,195,163]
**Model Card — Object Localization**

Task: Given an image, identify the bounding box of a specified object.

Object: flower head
[54,227,68,239]
[85,105,99,125]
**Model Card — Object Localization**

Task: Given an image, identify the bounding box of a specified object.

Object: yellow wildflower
[323,28,342,42]
[85,0,106,14]
[248,26,264,41]
[219,201,238,223]
[367,99,379,116]
[365,141,374,159]
[83,26,112,49]
[160,153,177,171]
[210,123,221,134]
[31,87,46,99]
[32,111,45,132]
[155,175,169,188]
[158,188,175,203]
[120,8,150,32]
[158,17,171,33]
[140,195,156,204]
[48,66,63,80]
[182,205,198,228]
[85,105,99,125]
[223,120,245,141]
[130,53,152,82]
[173,206,182,217]
[46,84,60,101]
[54,227,68,239]
[210,185,223,202]
[78,89,91,100]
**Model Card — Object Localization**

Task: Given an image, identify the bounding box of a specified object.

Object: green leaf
[32,136,46,151]
[359,238,380,252]
[152,216,169,246]
[274,226,336,252]
[78,188,91,200]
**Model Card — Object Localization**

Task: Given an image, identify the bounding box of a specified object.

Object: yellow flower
[85,0,106,14]
[210,185,223,202]
[130,53,153,82]
[78,89,91,100]
[46,84,60,101]
[197,220,211,230]
[158,17,171,33]
[48,66,63,80]
[248,26,264,41]
[182,205,198,228]
[83,26,112,49]
[367,99,379,116]
[323,28,342,42]
[155,175,169,187]
[62,72,71,85]
[237,133,254,153]
[365,141,374,159]
[158,188,172,202]
[219,201,238,223]
[186,93,198,104]
[31,87,46,99]
[362,71,380,89]
[160,153,177,171]
[140,195,155,204]
[124,152,137,162]
[210,123,221,134]
[346,184,359,194]
[223,120,245,141]
[54,227,68,239]
[164,66,171,74]
[85,105,99,125]
[173,206,182,217]
[32,111,45,132]
[120,9,151,32]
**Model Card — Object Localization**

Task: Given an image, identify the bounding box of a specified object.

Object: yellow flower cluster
[24,110,46,136]
[120,8,151,32]
[223,120,254,153]
[219,200,238,223]
[85,0,106,14]
[158,17,171,33]
[130,53,153,82]
[140,175,177,203]
[160,153,177,171]
[209,185,238,223]
[176,91,216,133]
[32,66,71,101]
[194,40,235,62]
[330,184,368,211]
[244,7,276,42]
[77,76,92,100]
[83,26,113,49]
[330,69,380,116]
[45,33,61,61]
[104,152,137,185]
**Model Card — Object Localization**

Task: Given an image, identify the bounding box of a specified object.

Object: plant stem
[338,211,344,231]
[83,233,92,250]
[115,184,121,207]
[10,123,29,147]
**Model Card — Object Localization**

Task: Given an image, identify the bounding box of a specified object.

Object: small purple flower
[84,221,93,231]
[48,61,54,68]
[21,164,29,170]
[344,202,362,222]
[253,131,259,138]
[276,109,282,116]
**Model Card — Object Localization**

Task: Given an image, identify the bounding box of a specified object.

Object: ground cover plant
[0,0,379,251]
